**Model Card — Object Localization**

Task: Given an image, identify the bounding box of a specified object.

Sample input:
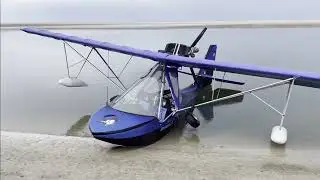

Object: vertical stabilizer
[197,45,217,86]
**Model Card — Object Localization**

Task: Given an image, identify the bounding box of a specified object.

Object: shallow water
[1,28,320,149]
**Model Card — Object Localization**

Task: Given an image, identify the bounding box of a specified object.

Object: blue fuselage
[88,65,206,146]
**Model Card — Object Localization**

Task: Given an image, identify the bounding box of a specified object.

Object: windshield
[111,64,164,117]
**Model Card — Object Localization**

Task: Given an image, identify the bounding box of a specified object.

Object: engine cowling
[159,43,191,57]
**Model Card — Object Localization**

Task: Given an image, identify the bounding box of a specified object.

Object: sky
[1,0,320,23]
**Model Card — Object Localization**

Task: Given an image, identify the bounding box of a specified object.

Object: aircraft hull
[89,83,202,146]
[89,106,177,146]
[92,122,173,146]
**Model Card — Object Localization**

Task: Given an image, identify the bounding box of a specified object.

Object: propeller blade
[190,27,207,47]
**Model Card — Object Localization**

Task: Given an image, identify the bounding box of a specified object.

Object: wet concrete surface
[1,131,320,180]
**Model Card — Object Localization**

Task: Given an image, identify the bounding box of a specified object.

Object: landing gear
[184,106,200,128]
[186,113,200,128]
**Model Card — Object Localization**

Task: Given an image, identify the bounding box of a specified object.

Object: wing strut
[173,77,297,144]
[176,77,296,112]
[63,42,70,78]
[158,64,166,121]
[63,42,126,91]
[76,47,93,78]
[93,48,127,90]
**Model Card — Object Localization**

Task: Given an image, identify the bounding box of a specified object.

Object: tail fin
[197,45,217,86]
[205,44,217,61]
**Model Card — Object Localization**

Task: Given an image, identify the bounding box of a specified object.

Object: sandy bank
[1,131,320,180]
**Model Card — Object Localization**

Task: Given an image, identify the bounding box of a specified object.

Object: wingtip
[21,27,37,33]
[20,27,28,32]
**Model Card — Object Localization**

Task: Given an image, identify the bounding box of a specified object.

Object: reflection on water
[269,141,286,156]
[196,86,244,120]
[66,115,91,137]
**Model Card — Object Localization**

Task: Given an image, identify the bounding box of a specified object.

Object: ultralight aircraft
[22,27,320,146]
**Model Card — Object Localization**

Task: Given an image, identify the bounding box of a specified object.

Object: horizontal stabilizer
[178,70,245,85]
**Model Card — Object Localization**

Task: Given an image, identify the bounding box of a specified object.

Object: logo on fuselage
[101,119,116,126]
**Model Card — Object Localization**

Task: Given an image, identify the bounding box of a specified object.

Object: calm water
[1,28,320,149]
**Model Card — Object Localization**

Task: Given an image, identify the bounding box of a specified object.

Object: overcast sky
[1,0,320,23]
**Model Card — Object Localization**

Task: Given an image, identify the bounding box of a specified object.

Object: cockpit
[111,64,174,120]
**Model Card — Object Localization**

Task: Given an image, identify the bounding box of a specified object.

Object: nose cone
[89,106,158,137]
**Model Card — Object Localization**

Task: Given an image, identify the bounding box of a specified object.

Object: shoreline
[1,131,320,179]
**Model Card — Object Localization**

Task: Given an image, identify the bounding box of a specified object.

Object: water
[1,28,320,149]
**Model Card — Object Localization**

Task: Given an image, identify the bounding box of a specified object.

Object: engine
[159,43,199,57]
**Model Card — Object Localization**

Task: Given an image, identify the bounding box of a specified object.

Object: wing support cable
[63,42,70,78]
[249,78,295,129]
[68,59,85,68]
[93,48,127,90]
[281,78,295,127]
[189,68,199,87]
[248,78,295,129]
[212,68,217,100]
[105,51,118,79]
[164,77,297,122]
[76,48,93,78]
[216,72,226,98]
[118,56,133,78]
[63,42,126,92]
[63,41,93,78]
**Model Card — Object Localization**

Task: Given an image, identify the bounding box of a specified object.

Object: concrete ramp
[1,131,320,180]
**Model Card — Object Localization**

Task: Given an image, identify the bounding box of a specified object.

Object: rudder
[197,45,217,86]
